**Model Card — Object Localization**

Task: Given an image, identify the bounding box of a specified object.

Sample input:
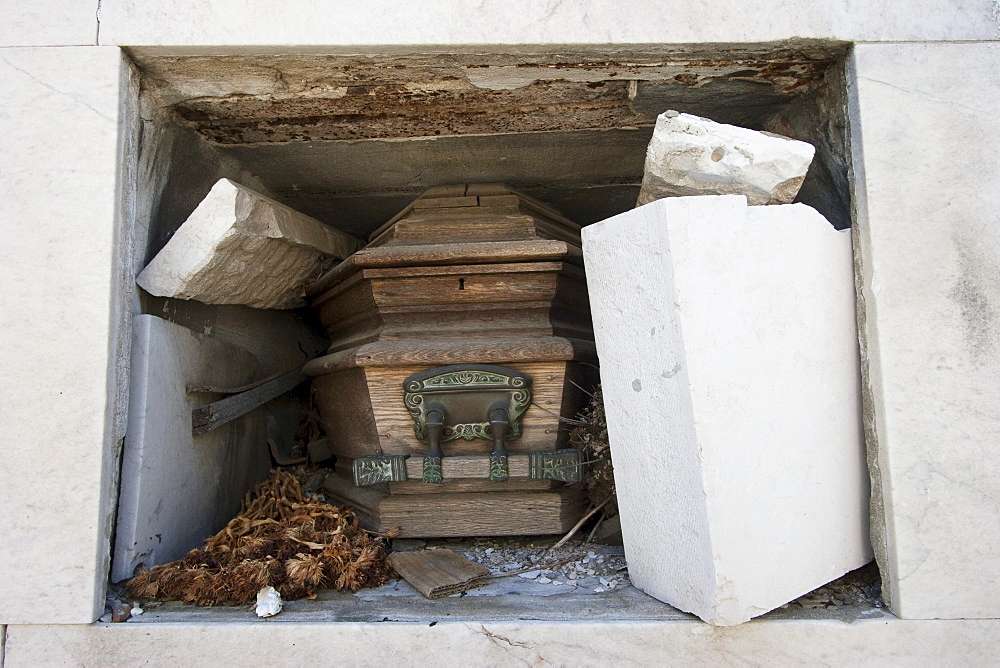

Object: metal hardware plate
[353,455,410,486]
[403,364,532,443]
[404,364,532,483]
[529,449,584,483]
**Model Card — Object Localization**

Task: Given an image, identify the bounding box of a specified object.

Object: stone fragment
[636,111,815,206]
[136,179,362,309]
[255,587,283,618]
[582,195,871,626]
[111,315,270,583]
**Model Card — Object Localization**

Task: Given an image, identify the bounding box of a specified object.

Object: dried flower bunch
[126,469,395,606]
[569,385,616,511]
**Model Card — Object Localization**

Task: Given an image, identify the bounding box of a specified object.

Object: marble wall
[0,0,998,657]
[849,41,1000,619]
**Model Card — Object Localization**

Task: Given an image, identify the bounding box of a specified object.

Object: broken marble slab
[137,179,363,309]
[636,111,815,206]
[582,195,871,626]
[111,314,271,583]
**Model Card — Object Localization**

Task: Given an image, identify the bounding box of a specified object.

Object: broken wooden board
[192,367,306,436]
[388,548,490,598]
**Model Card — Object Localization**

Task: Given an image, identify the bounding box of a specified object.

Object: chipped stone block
[111,315,271,582]
[582,195,871,626]
[636,111,815,206]
[137,179,362,309]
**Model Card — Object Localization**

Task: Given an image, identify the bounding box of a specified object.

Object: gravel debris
[392,536,630,593]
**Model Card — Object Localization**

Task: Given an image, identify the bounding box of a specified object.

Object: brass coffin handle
[403,364,532,484]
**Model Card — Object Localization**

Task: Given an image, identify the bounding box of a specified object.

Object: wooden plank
[421,184,468,198]
[389,217,536,244]
[402,454,532,479]
[309,368,382,458]
[191,367,305,436]
[357,240,578,267]
[307,241,581,299]
[412,195,479,209]
[388,549,489,598]
[464,183,511,196]
[302,337,596,375]
[389,478,558,495]
[362,261,564,279]
[369,271,559,308]
[377,488,587,537]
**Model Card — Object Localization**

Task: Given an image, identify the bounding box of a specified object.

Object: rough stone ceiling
[131,42,848,236]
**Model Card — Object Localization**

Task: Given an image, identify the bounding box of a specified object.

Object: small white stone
[129,604,143,617]
[537,577,552,584]
[637,111,815,206]
[255,586,283,618]
[517,571,541,580]
[484,548,494,554]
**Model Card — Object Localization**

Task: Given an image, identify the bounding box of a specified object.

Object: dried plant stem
[548,495,614,552]
[584,510,605,545]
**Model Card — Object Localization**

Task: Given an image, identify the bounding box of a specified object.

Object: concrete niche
[582,195,872,625]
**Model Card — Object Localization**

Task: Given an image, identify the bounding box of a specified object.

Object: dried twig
[547,495,614,552]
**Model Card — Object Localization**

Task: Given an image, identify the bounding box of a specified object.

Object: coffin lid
[307,184,582,297]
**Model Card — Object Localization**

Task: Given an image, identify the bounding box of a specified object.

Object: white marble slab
[95,0,998,47]
[0,46,132,624]
[6,617,1000,665]
[0,1,98,47]
[583,195,871,625]
[849,42,1000,619]
[111,315,270,583]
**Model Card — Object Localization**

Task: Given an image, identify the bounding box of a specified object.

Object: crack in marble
[859,76,993,117]
[476,624,551,664]
[0,57,113,123]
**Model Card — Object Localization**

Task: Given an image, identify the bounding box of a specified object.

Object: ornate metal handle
[403,364,532,483]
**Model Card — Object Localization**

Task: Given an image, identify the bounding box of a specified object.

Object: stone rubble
[137,178,362,309]
[393,536,630,593]
[636,110,815,206]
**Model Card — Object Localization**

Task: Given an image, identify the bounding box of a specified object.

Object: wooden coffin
[304,184,596,537]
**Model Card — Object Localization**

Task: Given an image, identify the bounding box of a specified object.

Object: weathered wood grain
[302,337,596,376]
[365,360,571,457]
[306,240,582,297]
[376,488,587,537]
[191,368,305,436]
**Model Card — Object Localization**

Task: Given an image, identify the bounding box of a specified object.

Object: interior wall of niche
[119,42,865,613]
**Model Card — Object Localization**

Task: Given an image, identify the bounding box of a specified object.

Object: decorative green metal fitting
[489,454,509,482]
[422,456,443,484]
[529,449,584,483]
[403,364,532,443]
[403,364,532,484]
[353,455,410,486]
